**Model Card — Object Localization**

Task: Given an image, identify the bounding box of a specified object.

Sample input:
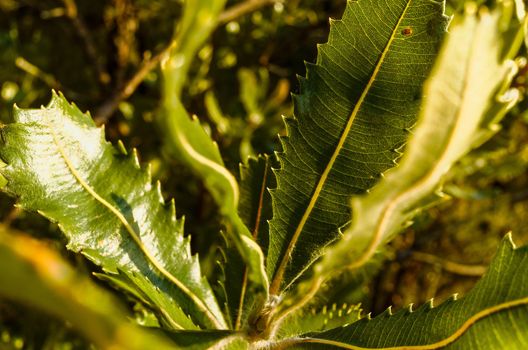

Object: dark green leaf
[282,235,528,349]
[218,155,277,330]
[314,2,521,283]
[239,155,276,256]
[278,303,361,339]
[267,0,449,294]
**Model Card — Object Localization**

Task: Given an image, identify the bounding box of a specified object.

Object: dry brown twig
[218,0,279,25]
[15,57,61,90]
[94,0,281,123]
[94,48,171,124]
[15,57,82,99]
[112,0,138,88]
[61,0,111,87]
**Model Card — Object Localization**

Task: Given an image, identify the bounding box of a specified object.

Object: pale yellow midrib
[45,114,224,329]
[269,0,414,295]
[286,296,528,350]
[346,10,484,273]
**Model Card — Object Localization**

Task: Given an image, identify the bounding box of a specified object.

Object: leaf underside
[239,155,276,254]
[282,5,525,349]
[315,2,520,281]
[161,0,268,299]
[288,236,528,349]
[267,0,448,293]
[0,92,226,330]
[218,155,277,328]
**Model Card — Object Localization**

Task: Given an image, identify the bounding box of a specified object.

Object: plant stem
[267,276,324,339]
[411,251,487,276]
[94,0,280,123]
[61,0,110,87]
[95,46,173,123]
[15,57,61,90]
[218,0,279,24]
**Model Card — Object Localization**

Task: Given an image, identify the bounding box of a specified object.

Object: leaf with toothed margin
[266,0,449,294]
[280,235,528,349]
[0,92,226,330]
[215,155,277,329]
[312,3,522,284]
[0,229,178,350]
[160,0,269,301]
[95,269,197,330]
[160,86,269,325]
[278,303,361,339]
[239,155,276,255]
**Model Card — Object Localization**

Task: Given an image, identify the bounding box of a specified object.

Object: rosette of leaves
[0,0,527,349]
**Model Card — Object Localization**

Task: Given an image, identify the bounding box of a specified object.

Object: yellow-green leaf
[0,92,226,330]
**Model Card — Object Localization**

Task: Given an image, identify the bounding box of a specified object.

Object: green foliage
[1,0,528,349]
[314,1,519,285]
[0,228,177,350]
[0,92,224,330]
[278,303,362,339]
[161,0,269,300]
[218,155,276,329]
[281,235,528,349]
[267,0,448,295]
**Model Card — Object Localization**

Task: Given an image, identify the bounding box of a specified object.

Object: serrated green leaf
[160,0,269,299]
[213,236,239,329]
[218,155,277,330]
[0,92,226,330]
[313,3,520,286]
[239,155,276,257]
[165,330,249,350]
[310,254,386,314]
[0,229,177,350]
[279,235,528,349]
[278,303,361,339]
[267,0,449,295]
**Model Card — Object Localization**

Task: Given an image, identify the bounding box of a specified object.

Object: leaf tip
[380,306,393,317]
[146,163,153,181]
[406,303,414,313]
[427,298,435,309]
[50,89,61,102]
[131,148,140,168]
[156,180,164,202]
[502,232,516,249]
[116,140,128,155]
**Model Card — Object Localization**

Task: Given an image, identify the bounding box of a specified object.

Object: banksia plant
[1,0,528,349]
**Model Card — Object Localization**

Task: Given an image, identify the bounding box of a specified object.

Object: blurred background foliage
[1,0,528,348]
